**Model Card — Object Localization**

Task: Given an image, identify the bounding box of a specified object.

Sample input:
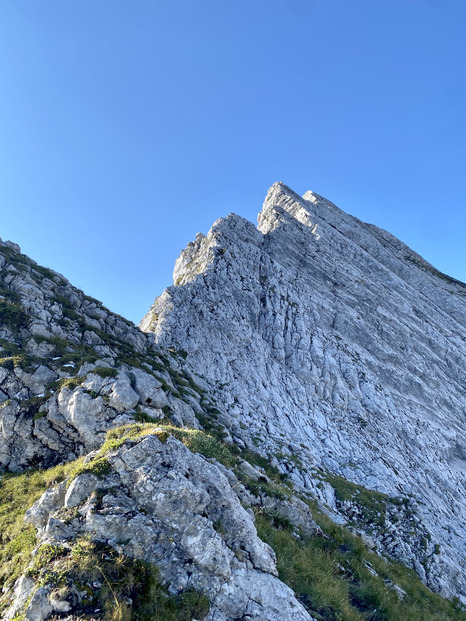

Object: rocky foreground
[1,183,465,620]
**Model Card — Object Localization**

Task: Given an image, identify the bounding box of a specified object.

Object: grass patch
[0,349,42,373]
[103,424,236,469]
[241,448,288,485]
[319,471,389,527]
[0,286,21,306]
[51,376,85,392]
[93,366,119,379]
[32,334,98,368]
[255,498,466,621]
[242,475,289,501]
[0,462,71,607]
[0,338,21,357]
[21,535,209,621]
[168,347,189,360]
[0,300,29,332]
[19,394,51,418]
[32,264,57,281]
[62,306,83,322]
[67,456,113,483]
[133,409,158,424]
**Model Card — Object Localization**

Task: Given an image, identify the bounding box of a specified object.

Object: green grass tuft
[22,535,209,621]
[93,366,119,378]
[0,462,71,608]
[256,499,466,621]
[319,471,390,527]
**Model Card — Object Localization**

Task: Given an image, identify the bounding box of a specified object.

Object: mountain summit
[1,183,465,620]
[141,182,466,600]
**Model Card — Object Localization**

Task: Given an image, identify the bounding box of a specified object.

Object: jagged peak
[302,189,340,211]
[258,181,321,239]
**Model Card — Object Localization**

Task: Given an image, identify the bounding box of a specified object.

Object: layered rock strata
[141,182,466,600]
[0,236,317,621]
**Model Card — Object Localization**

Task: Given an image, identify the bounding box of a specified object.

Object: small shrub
[68,457,113,483]
[62,307,81,322]
[133,409,157,424]
[93,366,118,379]
[20,395,51,418]
[26,543,69,578]
[33,265,56,281]
[51,376,84,392]
[320,471,389,527]
[263,509,294,531]
[0,300,29,332]
[242,476,288,501]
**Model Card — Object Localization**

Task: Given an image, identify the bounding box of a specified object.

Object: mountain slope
[0,237,211,471]
[1,190,466,621]
[141,182,466,601]
[0,236,315,620]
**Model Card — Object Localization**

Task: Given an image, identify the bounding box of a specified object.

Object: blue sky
[1,0,465,324]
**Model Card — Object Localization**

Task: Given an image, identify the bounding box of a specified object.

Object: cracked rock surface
[0,240,209,471]
[8,433,313,621]
[141,182,466,600]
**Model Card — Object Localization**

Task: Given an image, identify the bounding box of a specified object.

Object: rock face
[2,183,466,620]
[141,182,466,600]
[0,240,209,471]
[8,432,312,621]
[0,234,317,621]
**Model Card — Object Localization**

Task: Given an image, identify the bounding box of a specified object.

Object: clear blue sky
[1,0,465,324]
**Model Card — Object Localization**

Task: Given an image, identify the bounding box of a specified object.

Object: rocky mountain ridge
[0,237,207,472]
[0,235,328,620]
[1,182,465,621]
[141,182,466,601]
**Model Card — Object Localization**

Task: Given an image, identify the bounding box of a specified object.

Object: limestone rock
[0,239,223,470]
[12,432,313,621]
[141,182,466,600]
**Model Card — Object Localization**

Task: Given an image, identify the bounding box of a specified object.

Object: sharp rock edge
[141,181,466,602]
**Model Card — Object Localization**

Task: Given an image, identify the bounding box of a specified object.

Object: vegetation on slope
[0,458,209,621]
[257,503,466,621]
[25,536,209,621]
[0,462,71,599]
[1,421,466,621]
[82,424,466,620]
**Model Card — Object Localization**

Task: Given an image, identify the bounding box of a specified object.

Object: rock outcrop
[141,182,466,601]
[0,235,318,620]
[0,239,208,471]
[2,180,466,621]
[7,432,312,621]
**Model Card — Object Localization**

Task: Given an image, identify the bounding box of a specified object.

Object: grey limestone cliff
[0,236,317,620]
[141,182,466,601]
[2,183,466,621]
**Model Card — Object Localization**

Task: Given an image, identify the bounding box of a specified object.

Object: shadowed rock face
[141,182,466,600]
[0,239,206,472]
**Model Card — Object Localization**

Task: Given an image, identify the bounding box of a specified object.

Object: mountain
[140,183,466,599]
[1,183,465,621]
